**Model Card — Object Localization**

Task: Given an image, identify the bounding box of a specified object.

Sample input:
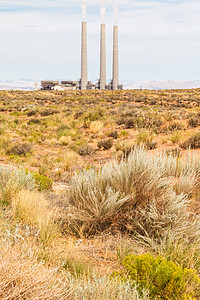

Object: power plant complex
[41,20,123,91]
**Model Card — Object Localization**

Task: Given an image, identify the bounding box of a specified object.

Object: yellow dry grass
[12,190,60,246]
[90,121,104,134]
[59,135,72,146]
[0,242,71,299]
[62,151,81,171]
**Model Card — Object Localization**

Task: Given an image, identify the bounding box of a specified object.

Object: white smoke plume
[113,1,118,25]
[100,0,106,24]
[81,0,87,21]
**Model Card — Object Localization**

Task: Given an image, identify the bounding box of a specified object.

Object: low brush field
[1,89,200,299]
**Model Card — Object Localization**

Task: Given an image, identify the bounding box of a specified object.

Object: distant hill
[124,80,200,90]
[0,80,36,90]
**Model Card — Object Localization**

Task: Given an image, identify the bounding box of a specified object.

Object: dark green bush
[118,114,163,131]
[7,143,32,156]
[121,146,133,159]
[188,117,200,128]
[150,100,156,105]
[27,110,37,117]
[40,109,59,116]
[125,118,136,129]
[116,117,126,126]
[107,131,118,139]
[180,132,200,149]
[145,140,157,150]
[32,173,53,191]
[83,108,105,123]
[78,144,94,156]
[74,111,84,119]
[115,253,200,299]
[168,122,184,132]
[98,139,113,150]
[57,125,71,138]
[28,118,41,125]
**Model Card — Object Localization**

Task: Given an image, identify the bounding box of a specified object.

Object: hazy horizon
[1,79,200,91]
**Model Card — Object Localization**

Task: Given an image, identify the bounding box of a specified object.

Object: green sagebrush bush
[66,147,200,238]
[115,253,200,300]
[32,173,53,191]
[0,166,35,205]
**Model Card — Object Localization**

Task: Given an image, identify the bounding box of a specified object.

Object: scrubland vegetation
[1,89,200,299]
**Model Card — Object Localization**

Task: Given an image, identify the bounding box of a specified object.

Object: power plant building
[41,81,79,91]
[41,20,123,91]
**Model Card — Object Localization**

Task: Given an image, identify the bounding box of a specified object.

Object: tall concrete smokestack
[81,22,88,90]
[112,25,119,91]
[100,24,106,90]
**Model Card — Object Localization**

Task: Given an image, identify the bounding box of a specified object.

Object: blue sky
[0,0,200,82]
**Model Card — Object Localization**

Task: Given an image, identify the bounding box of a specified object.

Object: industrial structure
[80,22,123,91]
[112,25,119,91]
[41,21,123,91]
[81,22,88,90]
[40,80,94,91]
[100,24,106,90]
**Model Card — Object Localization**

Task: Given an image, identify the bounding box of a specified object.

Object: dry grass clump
[12,190,48,224]
[65,148,200,243]
[62,151,81,171]
[0,242,147,300]
[0,243,71,300]
[39,210,60,247]
[115,140,135,154]
[47,137,58,146]
[170,130,183,144]
[136,130,152,144]
[59,135,72,146]
[90,120,104,134]
[156,238,200,272]
[0,211,147,300]
[12,190,60,246]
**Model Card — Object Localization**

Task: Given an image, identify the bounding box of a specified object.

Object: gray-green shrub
[0,166,35,205]
[65,147,200,240]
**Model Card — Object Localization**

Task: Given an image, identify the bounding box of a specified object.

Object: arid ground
[1,89,200,299]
